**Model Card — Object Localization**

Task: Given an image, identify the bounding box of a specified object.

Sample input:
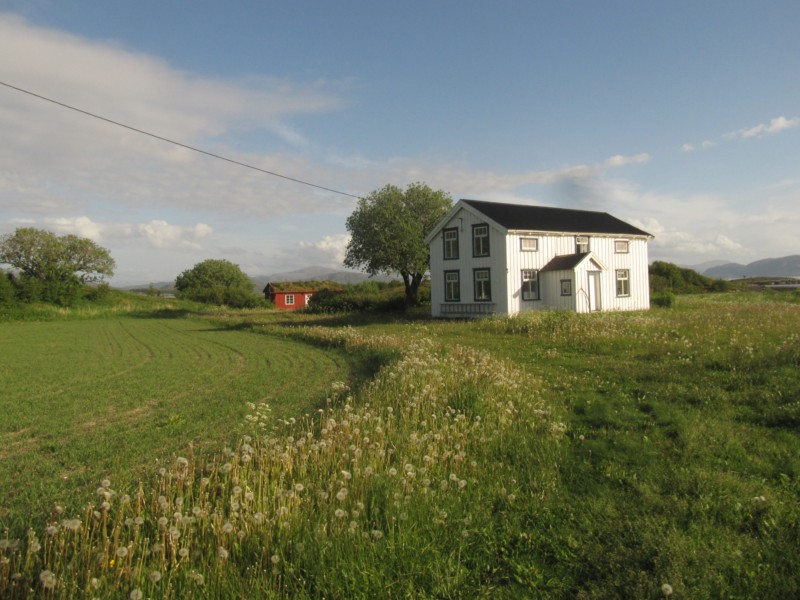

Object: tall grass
[1,327,563,598]
[2,292,798,598]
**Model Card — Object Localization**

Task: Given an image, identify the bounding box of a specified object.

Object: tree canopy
[0,227,115,305]
[0,227,115,283]
[175,259,258,308]
[344,182,452,306]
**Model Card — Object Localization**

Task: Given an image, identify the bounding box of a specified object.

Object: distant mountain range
[698,255,800,279]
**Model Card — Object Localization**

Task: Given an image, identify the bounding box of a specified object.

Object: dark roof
[461,199,652,236]
[540,253,592,272]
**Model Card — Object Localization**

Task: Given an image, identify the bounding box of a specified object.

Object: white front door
[588,272,602,311]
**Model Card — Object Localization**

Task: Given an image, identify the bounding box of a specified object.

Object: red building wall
[271,290,315,310]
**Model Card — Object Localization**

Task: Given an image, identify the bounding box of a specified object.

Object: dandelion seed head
[217,546,229,560]
[149,571,162,583]
[222,522,234,534]
[179,547,189,558]
[39,570,56,589]
[190,571,204,585]
[116,546,129,558]
[130,588,143,600]
[62,518,81,532]
[661,583,673,596]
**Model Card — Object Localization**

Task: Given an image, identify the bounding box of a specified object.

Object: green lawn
[0,316,350,534]
[1,292,799,598]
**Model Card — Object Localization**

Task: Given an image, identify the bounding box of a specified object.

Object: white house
[425,199,654,317]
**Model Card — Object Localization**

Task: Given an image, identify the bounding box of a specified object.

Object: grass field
[1,292,799,598]
[0,314,351,536]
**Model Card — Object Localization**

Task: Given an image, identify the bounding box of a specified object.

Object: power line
[0,80,363,200]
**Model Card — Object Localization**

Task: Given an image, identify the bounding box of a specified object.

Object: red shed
[263,282,343,311]
[263,283,315,310]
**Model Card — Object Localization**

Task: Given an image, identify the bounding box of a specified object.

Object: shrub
[651,291,676,308]
[0,272,15,307]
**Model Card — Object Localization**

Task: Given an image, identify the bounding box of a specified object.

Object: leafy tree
[344,182,452,306]
[175,259,258,308]
[0,228,115,305]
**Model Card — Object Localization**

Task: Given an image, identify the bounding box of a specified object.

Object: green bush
[0,272,15,307]
[651,291,676,308]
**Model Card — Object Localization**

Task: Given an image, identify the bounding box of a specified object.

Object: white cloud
[136,220,213,250]
[603,153,650,168]
[0,13,354,223]
[47,216,104,241]
[294,233,351,267]
[681,143,695,153]
[727,116,800,140]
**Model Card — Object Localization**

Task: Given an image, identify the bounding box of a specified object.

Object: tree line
[3,184,731,312]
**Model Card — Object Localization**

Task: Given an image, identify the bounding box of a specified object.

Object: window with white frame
[520,237,539,252]
[616,269,630,297]
[615,240,629,253]
[444,270,460,302]
[576,236,589,253]
[443,228,459,260]
[473,224,490,257]
[474,268,491,301]
[285,294,295,305]
[521,269,539,300]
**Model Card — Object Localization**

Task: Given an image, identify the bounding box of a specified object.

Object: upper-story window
[615,240,630,253]
[520,237,539,252]
[443,228,459,260]
[473,224,490,257]
[576,236,589,253]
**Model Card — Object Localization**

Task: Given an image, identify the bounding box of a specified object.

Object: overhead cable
[0,80,363,200]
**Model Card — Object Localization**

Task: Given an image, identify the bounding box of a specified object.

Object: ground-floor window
[561,279,572,296]
[616,269,630,297]
[285,294,295,305]
[444,270,460,302]
[521,269,539,300]
[474,268,491,301]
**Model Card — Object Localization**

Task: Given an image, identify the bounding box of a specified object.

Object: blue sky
[1,1,798,284]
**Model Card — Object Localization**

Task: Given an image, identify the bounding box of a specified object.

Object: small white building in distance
[425,199,654,317]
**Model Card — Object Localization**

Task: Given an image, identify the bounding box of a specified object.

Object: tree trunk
[402,272,423,307]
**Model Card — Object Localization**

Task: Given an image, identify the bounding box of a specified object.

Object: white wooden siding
[429,207,508,316]
[430,209,651,317]
[504,232,650,314]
